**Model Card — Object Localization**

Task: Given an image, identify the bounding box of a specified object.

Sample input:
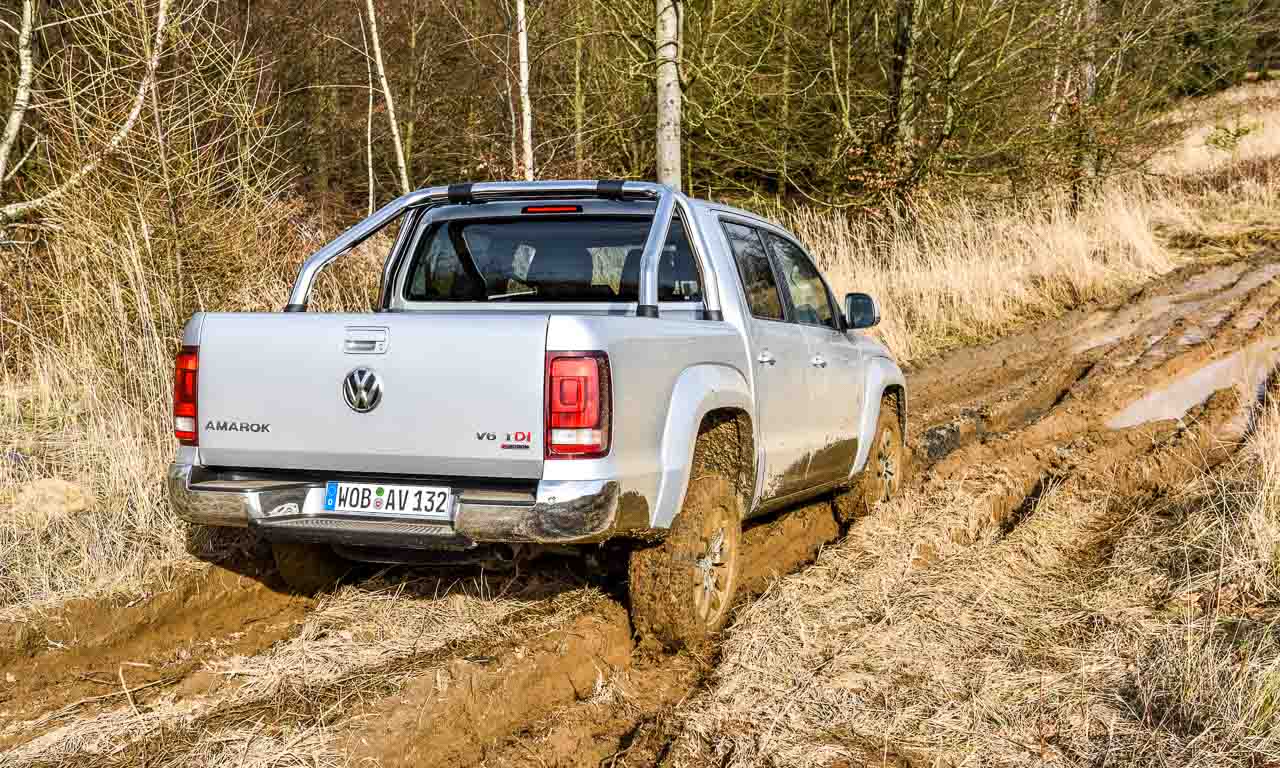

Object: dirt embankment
[2,251,1278,767]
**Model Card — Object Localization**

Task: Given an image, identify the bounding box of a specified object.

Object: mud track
[3,251,1278,767]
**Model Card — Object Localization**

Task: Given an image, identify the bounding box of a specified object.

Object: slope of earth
[1,248,1278,767]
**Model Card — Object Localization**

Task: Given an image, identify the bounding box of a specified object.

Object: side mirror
[844,292,880,329]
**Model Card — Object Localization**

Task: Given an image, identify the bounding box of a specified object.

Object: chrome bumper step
[167,463,625,548]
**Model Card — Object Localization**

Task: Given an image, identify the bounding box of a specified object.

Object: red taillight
[545,352,611,458]
[174,346,199,445]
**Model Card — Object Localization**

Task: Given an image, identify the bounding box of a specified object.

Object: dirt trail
[3,251,1278,767]
[0,563,311,743]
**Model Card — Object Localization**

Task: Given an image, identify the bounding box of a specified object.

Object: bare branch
[0,0,35,190]
[1,0,171,221]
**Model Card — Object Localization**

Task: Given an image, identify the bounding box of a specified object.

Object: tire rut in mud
[3,572,600,766]
[448,254,1280,767]
[7,254,1280,768]
[0,562,312,747]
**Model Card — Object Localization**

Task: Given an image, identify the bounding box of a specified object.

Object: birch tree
[365,0,412,195]
[516,0,535,180]
[0,0,34,191]
[1,0,172,222]
[655,0,682,189]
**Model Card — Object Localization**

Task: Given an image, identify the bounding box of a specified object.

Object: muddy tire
[837,396,904,523]
[271,542,349,595]
[628,474,742,651]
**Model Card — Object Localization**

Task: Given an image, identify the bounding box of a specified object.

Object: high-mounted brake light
[545,352,611,458]
[523,205,582,214]
[174,346,199,445]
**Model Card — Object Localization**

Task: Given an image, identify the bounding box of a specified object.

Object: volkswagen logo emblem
[343,368,382,413]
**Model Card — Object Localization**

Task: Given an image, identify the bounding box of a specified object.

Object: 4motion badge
[476,430,533,450]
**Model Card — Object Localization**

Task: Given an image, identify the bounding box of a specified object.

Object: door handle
[756,351,777,366]
[811,355,828,368]
[344,326,388,354]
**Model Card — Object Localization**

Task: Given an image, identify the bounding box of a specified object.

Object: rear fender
[652,364,753,529]
[849,356,907,478]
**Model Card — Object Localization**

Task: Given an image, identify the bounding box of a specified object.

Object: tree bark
[365,0,411,195]
[779,0,793,192]
[574,0,585,177]
[655,0,682,190]
[361,13,376,215]
[1071,0,1100,213]
[0,0,36,193]
[1,0,171,221]
[405,6,420,186]
[1048,0,1071,126]
[888,0,923,147]
[516,0,534,181]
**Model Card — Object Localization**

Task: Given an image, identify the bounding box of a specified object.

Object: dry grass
[670,394,1280,767]
[795,80,1280,362]
[0,193,387,609]
[1,82,1278,613]
[1153,80,1280,177]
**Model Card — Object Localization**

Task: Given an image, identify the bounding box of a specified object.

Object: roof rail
[284,180,721,320]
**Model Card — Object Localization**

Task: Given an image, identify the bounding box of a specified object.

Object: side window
[766,233,838,330]
[721,221,784,321]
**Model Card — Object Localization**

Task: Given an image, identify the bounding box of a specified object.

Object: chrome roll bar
[284,179,723,320]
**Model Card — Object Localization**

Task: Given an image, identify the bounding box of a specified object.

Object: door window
[721,221,784,321]
[765,233,839,330]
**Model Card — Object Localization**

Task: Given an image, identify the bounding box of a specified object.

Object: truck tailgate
[195,312,548,478]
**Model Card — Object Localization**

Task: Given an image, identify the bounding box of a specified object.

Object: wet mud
[4,250,1280,767]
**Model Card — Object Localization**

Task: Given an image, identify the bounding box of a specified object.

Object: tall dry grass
[1,81,1278,610]
[795,83,1280,363]
[0,198,387,607]
[672,394,1280,767]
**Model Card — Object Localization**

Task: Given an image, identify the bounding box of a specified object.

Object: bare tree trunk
[0,0,36,192]
[365,0,411,195]
[516,0,534,181]
[1048,0,1071,126]
[1071,0,1099,213]
[888,0,923,147]
[405,7,421,186]
[826,0,852,137]
[1081,0,1099,104]
[655,0,682,190]
[2,0,171,221]
[360,13,376,215]
[574,0,585,177]
[779,0,793,192]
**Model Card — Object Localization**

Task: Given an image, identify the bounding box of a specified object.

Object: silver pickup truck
[168,180,906,648]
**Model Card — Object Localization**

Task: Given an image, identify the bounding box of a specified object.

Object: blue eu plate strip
[324,481,338,511]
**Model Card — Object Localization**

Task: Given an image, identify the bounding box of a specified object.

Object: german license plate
[323,481,452,519]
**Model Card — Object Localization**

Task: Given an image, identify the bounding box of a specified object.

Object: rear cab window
[401,216,702,303]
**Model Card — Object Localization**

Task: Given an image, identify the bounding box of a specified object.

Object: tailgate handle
[344,326,388,354]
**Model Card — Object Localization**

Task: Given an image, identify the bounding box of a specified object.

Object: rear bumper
[166,463,625,548]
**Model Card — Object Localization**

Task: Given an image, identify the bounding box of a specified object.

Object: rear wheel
[628,474,742,651]
[271,542,349,595]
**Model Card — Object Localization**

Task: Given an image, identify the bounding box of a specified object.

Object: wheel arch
[653,364,755,529]
[850,356,908,478]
